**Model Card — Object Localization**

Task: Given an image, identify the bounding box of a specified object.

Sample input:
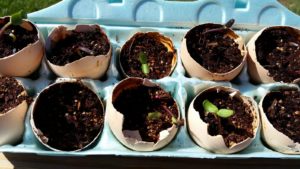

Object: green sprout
[0,10,27,39]
[138,52,150,75]
[147,111,162,120]
[202,99,234,118]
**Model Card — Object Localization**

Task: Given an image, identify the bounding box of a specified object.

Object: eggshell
[0,79,28,145]
[0,17,44,77]
[181,23,247,81]
[119,32,177,79]
[247,26,300,83]
[30,78,104,151]
[259,86,300,154]
[107,77,180,151]
[46,25,112,79]
[187,86,259,154]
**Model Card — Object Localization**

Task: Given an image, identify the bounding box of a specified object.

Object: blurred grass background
[0,0,299,17]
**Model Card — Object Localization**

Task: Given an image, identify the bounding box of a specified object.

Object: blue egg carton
[1,0,299,159]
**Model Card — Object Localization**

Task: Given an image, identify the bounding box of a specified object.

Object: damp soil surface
[120,32,175,79]
[113,84,178,142]
[262,89,300,143]
[0,17,38,58]
[185,24,243,73]
[33,82,104,151]
[47,27,110,66]
[194,89,254,147]
[255,28,300,83]
[0,76,27,114]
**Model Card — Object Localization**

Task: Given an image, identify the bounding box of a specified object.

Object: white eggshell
[0,79,28,145]
[30,78,104,151]
[0,18,44,77]
[181,24,247,81]
[259,87,300,154]
[46,25,112,79]
[119,32,177,79]
[107,77,180,151]
[247,26,300,83]
[187,86,259,154]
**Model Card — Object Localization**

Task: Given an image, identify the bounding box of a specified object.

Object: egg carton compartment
[0,0,299,159]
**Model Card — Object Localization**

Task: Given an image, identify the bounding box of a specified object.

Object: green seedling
[0,10,27,41]
[147,111,162,120]
[138,52,150,75]
[202,99,235,118]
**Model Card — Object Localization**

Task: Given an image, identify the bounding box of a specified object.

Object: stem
[0,21,12,38]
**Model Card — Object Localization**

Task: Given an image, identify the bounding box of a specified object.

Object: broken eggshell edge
[119,32,177,79]
[30,78,105,151]
[187,86,260,154]
[0,17,44,77]
[107,77,180,151]
[247,26,300,84]
[259,85,300,154]
[0,79,28,145]
[46,25,112,79]
[180,23,247,81]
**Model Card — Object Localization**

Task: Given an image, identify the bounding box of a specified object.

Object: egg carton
[0,0,299,159]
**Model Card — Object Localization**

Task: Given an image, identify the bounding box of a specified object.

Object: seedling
[0,10,27,40]
[202,99,234,118]
[138,52,150,75]
[203,19,235,35]
[147,111,162,120]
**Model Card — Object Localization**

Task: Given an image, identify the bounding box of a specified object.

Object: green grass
[0,0,299,17]
[0,0,60,17]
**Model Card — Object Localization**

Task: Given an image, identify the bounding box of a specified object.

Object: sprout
[0,10,27,39]
[138,52,150,75]
[202,99,235,118]
[147,111,162,120]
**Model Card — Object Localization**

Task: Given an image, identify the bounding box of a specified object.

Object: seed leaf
[141,64,150,75]
[147,112,162,120]
[11,10,27,25]
[217,109,234,118]
[171,116,177,124]
[202,99,218,113]
[138,52,147,64]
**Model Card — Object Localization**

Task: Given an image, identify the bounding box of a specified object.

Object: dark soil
[47,27,110,66]
[194,89,254,147]
[255,28,300,83]
[33,82,104,151]
[113,84,178,142]
[185,24,243,73]
[0,76,27,113]
[0,17,38,58]
[262,89,300,143]
[120,32,175,79]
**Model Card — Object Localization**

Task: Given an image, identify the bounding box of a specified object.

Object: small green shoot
[147,111,162,120]
[0,10,27,38]
[202,99,235,118]
[138,52,150,75]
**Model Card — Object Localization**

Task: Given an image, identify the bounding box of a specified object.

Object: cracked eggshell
[0,78,28,145]
[107,77,180,151]
[0,17,44,77]
[181,23,247,81]
[187,86,259,154]
[259,86,300,154]
[46,25,112,79]
[30,78,104,151]
[119,32,177,79]
[247,26,300,83]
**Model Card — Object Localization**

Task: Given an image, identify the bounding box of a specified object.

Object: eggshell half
[30,78,104,151]
[181,23,247,81]
[0,79,28,145]
[247,26,300,83]
[107,77,180,151]
[119,32,177,79]
[259,86,300,154]
[0,17,44,77]
[187,86,259,154]
[46,25,112,79]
